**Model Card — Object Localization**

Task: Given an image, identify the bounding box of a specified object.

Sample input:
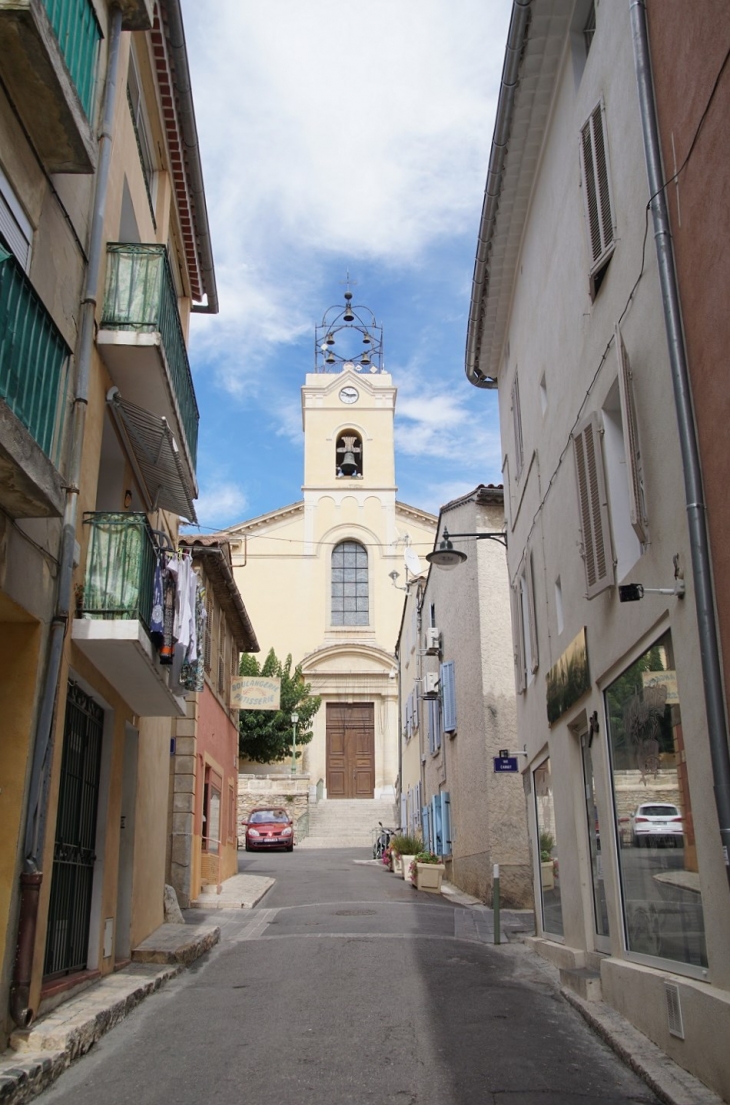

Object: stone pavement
[188,871,274,910]
[0,921,220,1105]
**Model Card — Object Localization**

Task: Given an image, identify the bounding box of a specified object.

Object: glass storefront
[605,631,707,967]
[534,758,564,936]
[581,732,609,939]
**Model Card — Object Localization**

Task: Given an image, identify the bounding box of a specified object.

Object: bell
[340,449,358,476]
[360,354,371,367]
[343,307,354,322]
[326,332,335,345]
[362,332,371,345]
[325,351,336,364]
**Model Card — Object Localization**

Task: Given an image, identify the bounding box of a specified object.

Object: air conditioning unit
[425,627,441,655]
[422,672,440,699]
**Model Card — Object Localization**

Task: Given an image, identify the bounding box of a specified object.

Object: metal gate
[44,682,103,979]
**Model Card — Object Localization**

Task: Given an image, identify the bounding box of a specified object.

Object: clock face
[339,386,359,405]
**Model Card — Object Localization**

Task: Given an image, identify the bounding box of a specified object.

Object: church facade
[220,297,436,799]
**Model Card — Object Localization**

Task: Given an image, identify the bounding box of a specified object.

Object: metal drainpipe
[9,6,125,1028]
[630,0,730,889]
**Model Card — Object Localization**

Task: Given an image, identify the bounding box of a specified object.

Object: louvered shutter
[616,324,648,543]
[0,171,32,271]
[510,583,526,693]
[422,804,431,851]
[580,102,614,274]
[512,374,524,479]
[400,793,407,832]
[440,792,452,855]
[573,412,615,598]
[440,660,457,732]
[431,796,442,855]
[525,552,539,675]
[412,683,419,732]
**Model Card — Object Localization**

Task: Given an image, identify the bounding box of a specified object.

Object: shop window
[534,758,564,936]
[605,632,707,967]
[581,731,609,939]
[203,770,221,856]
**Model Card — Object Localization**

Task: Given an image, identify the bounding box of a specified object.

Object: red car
[244,808,294,852]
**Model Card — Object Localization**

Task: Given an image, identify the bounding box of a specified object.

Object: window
[512,551,539,691]
[335,432,363,477]
[440,660,457,733]
[331,540,368,625]
[0,166,32,271]
[605,632,707,967]
[534,759,563,936]
[127,52,157,226]
[427,697,441,754]
[583,1,596,55]
[580,101,615,296]
[511,373,524,479]
[431,792,452,857]
[572,411,615,598]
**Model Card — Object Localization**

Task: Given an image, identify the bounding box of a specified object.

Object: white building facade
[466,2,730,1098]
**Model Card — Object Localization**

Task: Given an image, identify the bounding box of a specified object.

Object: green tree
[238,648,321,764]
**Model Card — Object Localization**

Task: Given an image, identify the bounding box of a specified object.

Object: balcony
[0,246,69,516]
[97,245,200,491]
[0,0,101,173]
[71,512,186,717]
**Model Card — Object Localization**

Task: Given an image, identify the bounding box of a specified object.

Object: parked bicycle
[372,821,399,859]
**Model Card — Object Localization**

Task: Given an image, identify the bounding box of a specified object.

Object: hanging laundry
[150,554,165,647]
[160,566,176,665]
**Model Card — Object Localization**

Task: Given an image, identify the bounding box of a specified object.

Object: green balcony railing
[0,244,70,467]
[80,512,157,630]
[101,244,200,468]
[43,0,102,121]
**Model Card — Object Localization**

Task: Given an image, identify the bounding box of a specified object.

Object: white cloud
[191,481,249,531]
[181,0,511,392]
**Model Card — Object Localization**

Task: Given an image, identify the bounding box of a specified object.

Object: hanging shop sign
[230,677,281,710]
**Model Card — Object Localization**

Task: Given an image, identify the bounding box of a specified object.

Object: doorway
[326,703,374,798]
[44,683,104,978]
[115,724,138,961]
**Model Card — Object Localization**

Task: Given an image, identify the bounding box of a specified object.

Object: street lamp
[426,527,507,569]
[290,712,299,775]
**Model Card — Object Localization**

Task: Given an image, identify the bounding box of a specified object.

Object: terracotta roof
[178,537,259,652]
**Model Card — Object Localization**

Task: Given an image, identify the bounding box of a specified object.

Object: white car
[630,803,683,846]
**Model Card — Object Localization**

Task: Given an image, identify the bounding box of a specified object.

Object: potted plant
[539,830,555,891]
[390,834,423,882]
[411,850,446,893]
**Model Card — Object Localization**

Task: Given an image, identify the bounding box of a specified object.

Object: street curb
[0,926,221,1105]
[561,987,725,1105]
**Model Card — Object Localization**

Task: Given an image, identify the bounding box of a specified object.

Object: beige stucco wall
[485,4,730,1094]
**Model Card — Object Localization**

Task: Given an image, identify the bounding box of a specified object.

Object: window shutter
[526,552,539,674]
[440,792,452,855]
[0,169,32,271]
[428,698,441,753]
[440,661,457,732]
[422,804,431,851]
[412,684,419,732]
[580,102,614,273]
[400,793,407,832]
[511,374,524,479]
[616,324,648,543]
[510,583,526,693]
[573,411,615,598]
[431,796,442,855]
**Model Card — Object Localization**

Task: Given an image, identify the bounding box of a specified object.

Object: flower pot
[414,862,446,893]
[540,860,555,891]
[401,855,416,883]
[391,853,402,876]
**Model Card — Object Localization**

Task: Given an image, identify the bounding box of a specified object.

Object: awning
[107,388,197,522]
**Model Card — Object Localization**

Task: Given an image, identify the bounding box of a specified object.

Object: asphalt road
[39,848,660,1105]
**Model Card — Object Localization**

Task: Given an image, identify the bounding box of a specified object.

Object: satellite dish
[404,546,422,576]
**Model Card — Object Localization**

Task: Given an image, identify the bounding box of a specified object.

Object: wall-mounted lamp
[389,570,408,592]
[124,489,133,509]
[426,527,507,570]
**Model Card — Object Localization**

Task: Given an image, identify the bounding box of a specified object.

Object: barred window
[331,540,368,626]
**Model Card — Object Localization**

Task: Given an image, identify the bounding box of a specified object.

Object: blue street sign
[493,756,519,773]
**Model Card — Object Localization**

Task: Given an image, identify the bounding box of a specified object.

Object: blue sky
[179,0,512,531]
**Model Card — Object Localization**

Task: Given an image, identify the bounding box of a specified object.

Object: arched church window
[336,432,363,478]
[331,540,368,625]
